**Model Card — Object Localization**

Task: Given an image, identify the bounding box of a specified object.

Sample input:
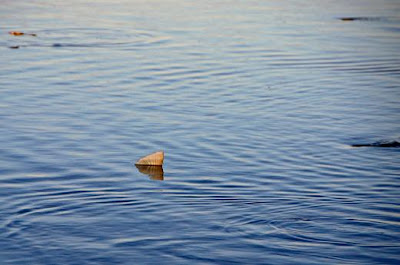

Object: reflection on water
[4,27,169,49]
[136,165,164,181]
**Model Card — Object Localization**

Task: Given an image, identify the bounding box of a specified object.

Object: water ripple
[4,27,171,49]
[1,0,400,264]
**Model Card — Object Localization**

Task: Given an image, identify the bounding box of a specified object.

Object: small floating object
[340,17,358,21]
[9,31,24,36]
[136,165,164,181]
[135,151,164,166]
[9,45,20,49]
[352,140,400,148]
[339,17,380,22]
[9,31,37,36]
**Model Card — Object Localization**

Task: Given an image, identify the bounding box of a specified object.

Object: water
[1,0,400,264]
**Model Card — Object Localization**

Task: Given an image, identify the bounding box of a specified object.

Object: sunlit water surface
[1,1,400,264]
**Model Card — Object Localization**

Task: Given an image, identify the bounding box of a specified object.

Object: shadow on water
[135,165,164,181]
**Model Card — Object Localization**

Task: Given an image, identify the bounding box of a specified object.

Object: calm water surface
[1,0,400,264]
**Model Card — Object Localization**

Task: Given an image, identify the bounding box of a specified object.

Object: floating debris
[352,140,400,148]
[339,17,380,22]
[9,31,24,36]
[9,31,37,36]
[136,165,164,181]
[135,151,164,166]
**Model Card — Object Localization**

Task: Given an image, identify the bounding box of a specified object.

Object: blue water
[1,1,400,264]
